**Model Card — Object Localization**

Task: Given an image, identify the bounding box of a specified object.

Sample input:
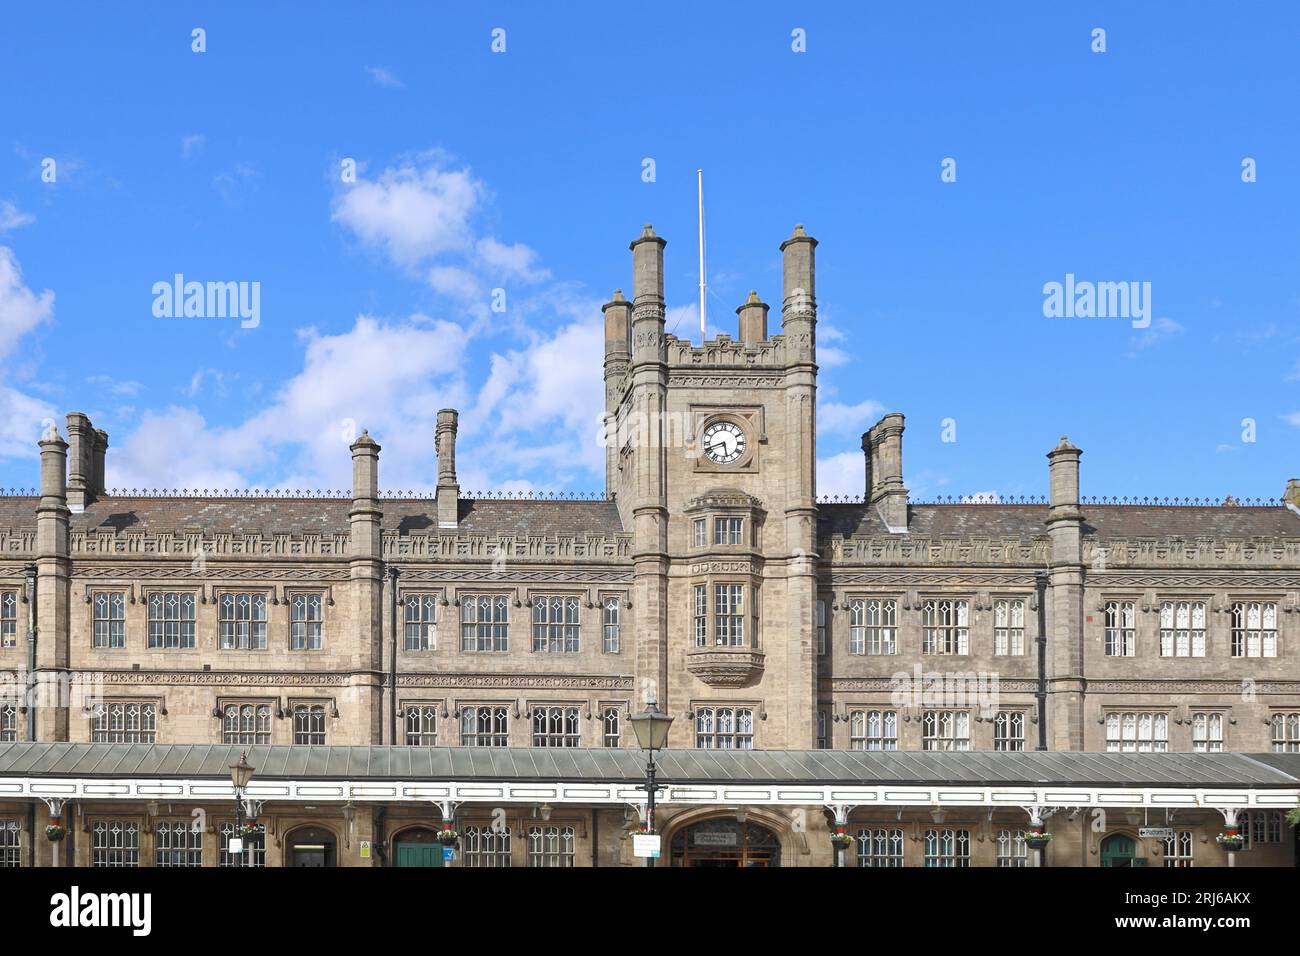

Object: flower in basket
[437,823,459,845]
[238,821,265,839]
[829,825,854,848]
[1215,827,1244,850]
[1023,826,1052,847]
[46,821,66,842]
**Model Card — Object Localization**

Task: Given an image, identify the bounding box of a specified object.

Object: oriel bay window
[218,592,268,650]
[531,706,580,747]
[92,592,125,649]
[147,592,195,649]
[404,594,438,651]
[714,516,743,546]
[532,595,580,653]
[460,594,509,652]
[692,582,752,647]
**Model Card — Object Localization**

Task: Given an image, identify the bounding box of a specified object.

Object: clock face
[702,420,747,464]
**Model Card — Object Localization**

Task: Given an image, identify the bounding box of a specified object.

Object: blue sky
[1,2,1298,500]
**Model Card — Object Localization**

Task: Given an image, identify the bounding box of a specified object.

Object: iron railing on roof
[0,488,37,497]
[816,494,1283,507]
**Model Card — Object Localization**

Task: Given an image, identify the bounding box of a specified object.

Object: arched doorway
[670,817,782,867]
[286,826,337,868]
[1100,833,1138,868]
[392,826,444,868]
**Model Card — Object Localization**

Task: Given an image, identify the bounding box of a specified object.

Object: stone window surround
[89,696,163,742]
[215,696,279,743]
[285,589,328,653]
[214,588,272,652]
[398,589,444,654]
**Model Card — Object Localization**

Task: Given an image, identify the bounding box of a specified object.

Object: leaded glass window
[1159,601,1206,657]
[532,596,580,653]
[460,595,508,652]
[997,829,1027,867]
[405,704,439,746]
[922,710,970,751]
[849,710,897,750]
[856,828,904,867]
[461,705,508,747]
[0,591,16,648]
[994,599,1025,656]
[218,592,267,650]
[1232,602,1277,658]
[602,707,620,747]
[1271,713,1300,753]
[1191,712,1224,753]
[0,819,19,867]
[993,711,1025,752]
[403,594,438,651]
[694,706,754,749]
[223,702,272,745]
[92,701,156,743]
[1105,711,1168,752]
[293,703,327,745]
[602,598,621,653]
[462,825,512,867]
[527,825,575,867]
[922,599,968,655]
[154,821,203,867]
[147,592,195,649]
[1162,830,1194,867]
[92,820,140,867]
[531,706,580,747]
[924,828,970,867]
[1104,601,1136,657]
[291,593,324,650]
[92,592,125,649]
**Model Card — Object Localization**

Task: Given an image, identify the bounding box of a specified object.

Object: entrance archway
[286,826,337,868]
[670,817,782,867]
[392,826,445,868]
[1100,833,1138,868]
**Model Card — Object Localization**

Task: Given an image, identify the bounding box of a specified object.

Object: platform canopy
[1,743,1297,811]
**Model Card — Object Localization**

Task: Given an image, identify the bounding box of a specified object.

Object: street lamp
[628,702,673,868]
[229,751,256,865]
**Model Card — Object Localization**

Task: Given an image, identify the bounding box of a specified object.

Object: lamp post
[628,702,673,868]
[229,751,256,866]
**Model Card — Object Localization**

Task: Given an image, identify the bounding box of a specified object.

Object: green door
[396,842,444,867]
[1100,834,1137,868]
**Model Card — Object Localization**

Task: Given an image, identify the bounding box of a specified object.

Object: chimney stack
[436,409,460,528]
[779,224,817,359]
[37,426,70,556]
[864,413,909,531]
[1284,478,1300,508]
[630,224,667,368]
[349,430,382,558]
[65,412,92,511]
[92,429,109,498]
[737,290,769,345]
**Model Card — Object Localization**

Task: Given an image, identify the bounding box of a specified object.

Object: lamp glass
[628,703,674,751]
[229,752,256,790]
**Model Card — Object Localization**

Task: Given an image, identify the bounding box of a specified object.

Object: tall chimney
[37,427,70,556]
[737,290,769,345]
[779,224,817,360]
[65,412,92,511]
[436,409,460,528]
[1044,434,1085,749]
[92,428,109,498]
[349,430,382,558]
[866,413,908,531]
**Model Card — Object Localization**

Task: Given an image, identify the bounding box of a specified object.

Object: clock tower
[603,224,820,748]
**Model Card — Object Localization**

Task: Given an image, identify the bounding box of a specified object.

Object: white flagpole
[697,168,707,339]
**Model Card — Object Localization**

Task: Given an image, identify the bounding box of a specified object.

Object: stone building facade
[0,223,1297,868]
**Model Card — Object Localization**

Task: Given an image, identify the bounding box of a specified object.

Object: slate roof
[819,503,1300,540]
[0,742,1296,789]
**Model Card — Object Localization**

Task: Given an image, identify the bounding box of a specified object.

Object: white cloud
[961,491,1000,503]
[0,246,54,359]
[0,200,35,233]
[212,164,261,205]
[427,265,481,301]
[0,383,56,463]
[180,134,206,159]
[1283,412,1300,428]
[331,157,481,266]
[1126,317,1184,357]
[365,66,405,89]
[86,375,143,397]
[475,237,550,282]
[819,398,886,435]
[817,451,865,498]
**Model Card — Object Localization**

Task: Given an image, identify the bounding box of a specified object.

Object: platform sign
[443,846,456,863]
[633,834,662,859]
[1138,827,1175,839]
[228,837,244,854]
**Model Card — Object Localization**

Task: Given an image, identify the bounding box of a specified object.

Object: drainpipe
[1034,570,1049,751]
[23,563,36,741]
[387,566,399,746]
[591,809,598,868]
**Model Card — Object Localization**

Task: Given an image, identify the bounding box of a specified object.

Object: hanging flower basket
[1023,827,1051,850]
[437,823,459,847]
[633,823,658,836]
[46,820,66,843]
[237,821,264,840]
[829,826,854,849]
[1216,828,1245,851]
